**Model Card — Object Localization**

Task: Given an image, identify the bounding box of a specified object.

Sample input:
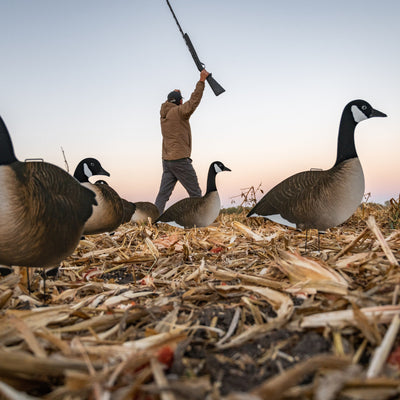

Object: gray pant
[155,158,201,213]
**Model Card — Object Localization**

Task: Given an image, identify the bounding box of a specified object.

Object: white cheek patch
[214,164,223,174]
[83,163,93,178]
[351,105,368,123]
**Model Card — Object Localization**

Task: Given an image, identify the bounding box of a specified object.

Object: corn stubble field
[0,197,400,400]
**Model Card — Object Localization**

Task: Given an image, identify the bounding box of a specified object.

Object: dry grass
[0,199,400,400]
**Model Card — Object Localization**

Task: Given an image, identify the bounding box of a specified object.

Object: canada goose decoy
[0,115,96,276]
[73,159,124,234]
[247,100,387,234]
[95,181,136,224]
[95,179,132,224]
[130,202,160,224]
[121,199,137,224]
[155,161,231,228]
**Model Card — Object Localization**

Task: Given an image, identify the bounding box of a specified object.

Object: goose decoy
[0,115,97,270]
[155,161,231,228]
[94,179,129,225]
[73,159,124,234]
[121,198,136,224]
[247,99,387,232]
[96,183,136,224]
[130,202,160,224]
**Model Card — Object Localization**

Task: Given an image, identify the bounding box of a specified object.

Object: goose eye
[361,105,367,111]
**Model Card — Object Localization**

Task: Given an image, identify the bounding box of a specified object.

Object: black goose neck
[334,106,358,166]
[73,161,89,182]
[0,116,18,165]
[206,164,217,194]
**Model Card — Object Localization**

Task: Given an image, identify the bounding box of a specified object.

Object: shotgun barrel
[166,0,225,96]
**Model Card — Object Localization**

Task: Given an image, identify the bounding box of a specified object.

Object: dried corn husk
[275,250,349,295]
[0,201,399,399]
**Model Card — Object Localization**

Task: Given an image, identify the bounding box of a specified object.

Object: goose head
[212,161,231,174]
[335,100,387,166]
[206,161,231,194]
[74,158,110,183]
[346,99,387,124]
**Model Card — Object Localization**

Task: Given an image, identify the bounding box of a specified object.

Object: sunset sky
[1,0,399,209]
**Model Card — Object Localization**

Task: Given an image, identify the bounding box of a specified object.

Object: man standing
[155,69,210,213]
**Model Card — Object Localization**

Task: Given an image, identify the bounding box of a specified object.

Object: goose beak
[99,168,110,177]
[371,108,387,118]
[224,166,232,172]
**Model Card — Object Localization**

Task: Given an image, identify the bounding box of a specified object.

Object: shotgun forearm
[183,33,203,71]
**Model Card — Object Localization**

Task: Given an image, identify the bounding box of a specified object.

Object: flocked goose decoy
[73,159,124,234]
[94,179,130,225]
[247,99,387,232]
[0,115,97,270]
[130,202,160,224]
[155,161,231,228]
[121,198,137,224]
[94,181,136,224]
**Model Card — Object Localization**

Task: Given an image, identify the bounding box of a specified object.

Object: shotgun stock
[166,0,225,96]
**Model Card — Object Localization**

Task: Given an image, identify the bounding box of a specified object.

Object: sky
[1,0,399,209]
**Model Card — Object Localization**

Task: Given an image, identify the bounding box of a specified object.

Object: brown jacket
[160,81,205,160]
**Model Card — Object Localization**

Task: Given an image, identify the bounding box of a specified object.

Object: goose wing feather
[249,169,329,223]
[15,162,96,226]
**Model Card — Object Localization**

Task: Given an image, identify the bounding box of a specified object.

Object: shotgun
[165,0,225,96]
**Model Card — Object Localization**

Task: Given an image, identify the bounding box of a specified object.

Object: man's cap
[167,90,182,104]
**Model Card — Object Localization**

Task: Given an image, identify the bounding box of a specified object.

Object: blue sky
[1,0,399,208]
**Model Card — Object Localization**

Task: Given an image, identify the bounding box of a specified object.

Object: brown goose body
[130,202,159,224]
[155,161,231,229]
[247,100,387,231]
[248,158,364,231]
[156,191,220,228]
[121,199,136,223]
[0,161,96,268]
[82,181,124,234]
